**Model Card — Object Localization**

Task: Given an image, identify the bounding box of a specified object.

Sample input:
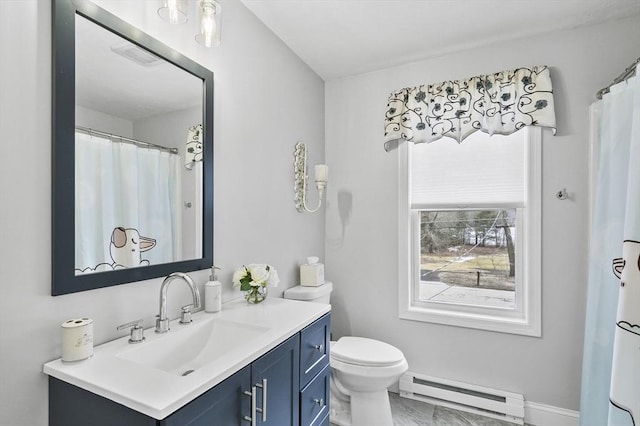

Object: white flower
[248,264,269,285]
[232,266,248,287]
[234,263,279,291]
[267,267,279,288]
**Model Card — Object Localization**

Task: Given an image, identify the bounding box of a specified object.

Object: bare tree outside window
[419,210,516,307]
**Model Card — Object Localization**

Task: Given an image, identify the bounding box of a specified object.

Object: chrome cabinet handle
[242,386,257,426]
[313,343,324,351]
[256,378,267,422]
[313,397,325,407]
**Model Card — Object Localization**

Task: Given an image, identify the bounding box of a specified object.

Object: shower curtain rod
[595,57,640,100]
[75,126,179,154]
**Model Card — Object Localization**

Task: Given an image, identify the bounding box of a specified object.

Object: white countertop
[43,297,330,419]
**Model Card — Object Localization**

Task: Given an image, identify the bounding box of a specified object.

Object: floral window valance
[384,65,556,150]
[185,123,203,168]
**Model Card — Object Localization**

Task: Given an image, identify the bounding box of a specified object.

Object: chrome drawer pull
[242,386,257,426]
[312,343,324,351]
[313,398,325,407]
[255,378,267,422]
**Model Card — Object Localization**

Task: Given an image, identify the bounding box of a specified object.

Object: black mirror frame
[52,0,214,295]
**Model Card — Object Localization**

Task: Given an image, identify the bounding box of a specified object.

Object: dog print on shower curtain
[109,227,156,268]
[75,227,157,273]
[610,239,640,426]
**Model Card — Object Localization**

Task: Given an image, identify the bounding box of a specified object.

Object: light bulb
[201,7,216,47]
[168,0,179,23]
[196,0,221,48]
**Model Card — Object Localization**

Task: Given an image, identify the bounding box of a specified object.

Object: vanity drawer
[300,313,330,388]
[300,364,330,426]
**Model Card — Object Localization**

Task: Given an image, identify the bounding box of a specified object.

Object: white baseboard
[524,401,579,426]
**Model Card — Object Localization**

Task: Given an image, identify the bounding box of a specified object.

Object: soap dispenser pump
[205,266,222,313]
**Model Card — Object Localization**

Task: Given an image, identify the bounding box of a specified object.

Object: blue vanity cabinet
[162,334,300,426]
[299,313,331,426]
[48,313,331,426]
[251,333,300,425]
[49,377,157,426]
[161,365,251,426]
[49,366,254,426]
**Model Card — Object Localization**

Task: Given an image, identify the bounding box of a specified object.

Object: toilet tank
[284,281,333,304]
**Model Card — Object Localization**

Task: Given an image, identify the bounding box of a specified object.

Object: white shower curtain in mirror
[580,68,639,426]
[75,132,182,273]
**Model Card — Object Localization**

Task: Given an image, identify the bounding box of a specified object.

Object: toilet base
[329,377,351,426]
[351,391,393,426]
[329,390,393,426]
[329,404,351,426]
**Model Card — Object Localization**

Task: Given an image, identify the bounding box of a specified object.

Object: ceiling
[239,0,640,80]
[76,13,202,121]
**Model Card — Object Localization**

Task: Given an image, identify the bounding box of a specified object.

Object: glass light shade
[158,0,188,25]
[196,0,222,47]
[314,165,328,182]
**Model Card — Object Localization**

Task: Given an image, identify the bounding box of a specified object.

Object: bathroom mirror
[52,0,214,295]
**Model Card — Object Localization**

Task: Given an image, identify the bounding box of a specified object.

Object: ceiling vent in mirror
[110,41,164,67]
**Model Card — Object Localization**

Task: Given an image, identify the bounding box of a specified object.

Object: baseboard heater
[399,372,525,425]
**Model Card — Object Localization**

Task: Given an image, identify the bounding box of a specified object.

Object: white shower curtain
[75,132,182,273]
[580,68,639,426]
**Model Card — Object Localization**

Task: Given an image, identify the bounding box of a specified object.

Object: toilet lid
[331,337,405,367]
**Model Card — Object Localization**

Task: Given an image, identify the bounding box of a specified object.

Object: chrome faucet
[155,272,201,333]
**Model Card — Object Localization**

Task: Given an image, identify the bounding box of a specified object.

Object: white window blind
[410,130,526,209]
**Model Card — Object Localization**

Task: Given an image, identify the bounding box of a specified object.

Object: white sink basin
[117,318,269,376]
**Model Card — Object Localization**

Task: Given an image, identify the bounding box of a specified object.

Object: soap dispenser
[205,266,222,313]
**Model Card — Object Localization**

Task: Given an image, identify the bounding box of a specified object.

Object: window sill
[399,303,541,337]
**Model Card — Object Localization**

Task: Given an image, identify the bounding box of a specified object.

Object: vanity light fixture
[157,0,222,48]
[157,0,188,25]
[294,142,328,213]
[195,0,222,48]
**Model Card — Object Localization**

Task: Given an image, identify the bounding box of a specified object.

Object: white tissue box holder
[300,263,325,287]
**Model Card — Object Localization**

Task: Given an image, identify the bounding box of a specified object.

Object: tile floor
[332,392,528,426]
[388,393,520,426]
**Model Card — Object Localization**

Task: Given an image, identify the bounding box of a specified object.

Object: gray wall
[0,1,324,425]
[324,16,640,411]
[76,105,134,137]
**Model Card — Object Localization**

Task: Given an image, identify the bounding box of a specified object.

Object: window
[398,127,541,336]
[418,209,517,309]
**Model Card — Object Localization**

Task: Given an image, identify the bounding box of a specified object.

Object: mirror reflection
[74,15,204,275]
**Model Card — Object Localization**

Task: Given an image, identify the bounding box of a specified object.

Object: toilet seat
[331,337,405,367]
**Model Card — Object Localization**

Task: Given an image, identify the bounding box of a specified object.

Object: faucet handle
[117,319,145,344]
[179,305,193,324]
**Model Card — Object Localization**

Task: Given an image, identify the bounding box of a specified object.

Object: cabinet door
[300,364,330,426]
[300,313,330,388]
[251,334,300,426]
[161,365,251,426]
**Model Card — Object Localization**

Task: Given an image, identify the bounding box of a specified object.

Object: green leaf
[240,277,252,291]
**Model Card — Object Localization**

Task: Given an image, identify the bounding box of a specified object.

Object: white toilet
[284,282,408,426]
